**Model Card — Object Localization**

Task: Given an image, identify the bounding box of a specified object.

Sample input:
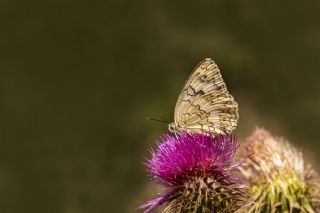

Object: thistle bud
[140,133,246,213]
[239,128,320,213]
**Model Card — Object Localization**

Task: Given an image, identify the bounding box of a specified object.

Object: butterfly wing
[174,58,238,134]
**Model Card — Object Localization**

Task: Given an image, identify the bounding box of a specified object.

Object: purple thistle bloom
[140,133,245,213]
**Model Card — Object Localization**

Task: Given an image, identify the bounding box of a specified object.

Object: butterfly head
[168,122,179,133]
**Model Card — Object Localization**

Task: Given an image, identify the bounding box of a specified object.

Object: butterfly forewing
[173,58,238,134]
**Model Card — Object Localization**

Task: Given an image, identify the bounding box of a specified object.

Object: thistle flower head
[141,133,245,213]
[240,128,320,212]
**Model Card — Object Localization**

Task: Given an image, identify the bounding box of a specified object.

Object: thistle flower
[140,133,246,213]
[239,128,320,213]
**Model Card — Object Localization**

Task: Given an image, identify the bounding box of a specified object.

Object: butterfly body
[169,58,239,135]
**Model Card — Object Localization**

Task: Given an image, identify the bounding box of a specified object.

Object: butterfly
[168,58,239,135]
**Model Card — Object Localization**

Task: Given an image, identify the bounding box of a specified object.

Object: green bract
[239,128,320,213]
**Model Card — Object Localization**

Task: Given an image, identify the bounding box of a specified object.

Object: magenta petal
[140,133,245,212]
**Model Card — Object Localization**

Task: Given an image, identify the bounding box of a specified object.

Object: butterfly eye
[168,123,177,133]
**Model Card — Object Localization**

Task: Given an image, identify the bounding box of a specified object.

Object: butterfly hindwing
[173,58,238,134]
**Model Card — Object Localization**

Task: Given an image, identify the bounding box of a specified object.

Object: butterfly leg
[174,131,179,139]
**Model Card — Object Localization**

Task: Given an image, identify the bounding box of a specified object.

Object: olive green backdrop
[1,1,320,213]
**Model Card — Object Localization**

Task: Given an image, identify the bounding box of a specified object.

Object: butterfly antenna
[146,118,170,124]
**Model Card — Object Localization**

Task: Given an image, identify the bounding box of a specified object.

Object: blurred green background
[1,1,320,212]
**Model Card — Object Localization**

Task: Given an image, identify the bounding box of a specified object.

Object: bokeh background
[1,1,320,213]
